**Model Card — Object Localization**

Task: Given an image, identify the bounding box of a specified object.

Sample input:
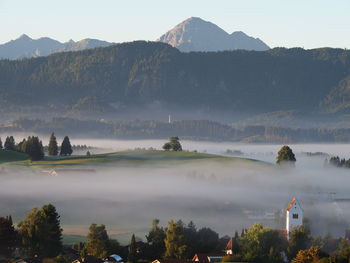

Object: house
[104,254,123,263]
[192,253,225,263]
[286,198,303,239]
[225,237,239,255]
[152,260,190,263]
[71,257,103,263]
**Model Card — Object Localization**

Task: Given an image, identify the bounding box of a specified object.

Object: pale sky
[1,0,349,49]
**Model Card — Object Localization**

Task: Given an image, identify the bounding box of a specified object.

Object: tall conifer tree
[128,234,137,263]
[48,133,58,156]
[60,136,73,156]
[4,136,15,151]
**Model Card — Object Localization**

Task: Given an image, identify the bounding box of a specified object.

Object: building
[286,198,303,239]
[225,237,239,255]
[192,253,225,263]
[152,260,189,263]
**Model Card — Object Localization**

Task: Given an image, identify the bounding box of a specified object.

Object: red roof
[152,260,190,263]
[192,254,225,263]
[286,198,298,211]
[226,238,236,250]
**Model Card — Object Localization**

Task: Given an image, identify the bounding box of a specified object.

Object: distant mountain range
[157,17,269,52]
[0,17,269,59]
[0,34,113,59]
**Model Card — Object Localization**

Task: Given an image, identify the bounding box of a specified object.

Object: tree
[146,219,165,260]
[332,238,350,263]
[162,137,182,152]
[128,234,137,263]
[164,220,187,259]
[4,136,15,151]
[162,142,171,151]
[60,136,73,156]
[184,221,197,258]
[196,227,219,253]
[170,137,182,151]
[288,226,312,260]
[291,247,328,263]
[276,145,296,165]
[41,204,63,255]
[48,133,58,156]
[18,204,62,257]
[85,224,109,258]
[23,136,44,161]
[0,216,17,257]
[240,223,283,263]
[16,138,27,152]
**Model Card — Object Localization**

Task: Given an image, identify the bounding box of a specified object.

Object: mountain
[0,41,350,120]
[157,17,270,52]
[0,34,113,59]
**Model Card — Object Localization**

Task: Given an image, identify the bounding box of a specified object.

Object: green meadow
[0,149,267,167]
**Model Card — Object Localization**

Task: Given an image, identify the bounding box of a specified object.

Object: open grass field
[0,149,29,164]
[1,149,269,167]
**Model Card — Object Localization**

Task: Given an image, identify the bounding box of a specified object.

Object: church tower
[286,198,303,239]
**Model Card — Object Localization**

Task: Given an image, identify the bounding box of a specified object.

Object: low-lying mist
[1,139,350,241]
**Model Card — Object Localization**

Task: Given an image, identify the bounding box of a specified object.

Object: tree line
[0,133,73,161]
[2,204,350,263]
[1,41,350,115]
[6,117,350,143]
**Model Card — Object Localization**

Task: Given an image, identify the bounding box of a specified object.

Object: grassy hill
[0,149,268,168]
[0,149,29,164]
[30,150,263,166]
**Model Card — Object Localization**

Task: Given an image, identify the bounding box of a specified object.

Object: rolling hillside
[0,149,265,166]
[0,41,350,116]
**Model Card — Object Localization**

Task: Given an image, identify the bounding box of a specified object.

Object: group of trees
[2,41,350,116]
[325,156,350,168]
[0,204,62,258]
[0,135,44,161]
[3,206,350,263]
[76,219,220,263]
[48,133,73,156]
[162,136,183,151]
[10,117,350,144]
[0,133,73,160]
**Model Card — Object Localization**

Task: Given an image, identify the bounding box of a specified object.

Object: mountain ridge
[0,34,114,59]
[0,41,350,120]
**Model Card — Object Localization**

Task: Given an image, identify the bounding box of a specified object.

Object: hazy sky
[1,0,350,49]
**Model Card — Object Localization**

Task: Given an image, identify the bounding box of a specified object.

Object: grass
[0,149,29,164]
[31,150,263,166]
[0,149,269,167]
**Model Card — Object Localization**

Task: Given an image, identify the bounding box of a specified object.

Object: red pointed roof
[192,254,225,263]
[286,198,298,211]
[226,237,236,250]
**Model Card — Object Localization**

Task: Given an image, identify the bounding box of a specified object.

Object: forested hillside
[1,41,350,115]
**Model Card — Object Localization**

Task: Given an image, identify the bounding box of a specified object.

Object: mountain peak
[18,34,32,40]
[158,17,269,52]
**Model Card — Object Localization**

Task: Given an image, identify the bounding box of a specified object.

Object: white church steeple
[286,198,303,239]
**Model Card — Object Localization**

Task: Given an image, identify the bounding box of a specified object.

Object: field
[0,149,29,164]
[0,149,266,167]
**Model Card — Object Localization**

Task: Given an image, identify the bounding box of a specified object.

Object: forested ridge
[1,41,350,114]
[3,118,350,143]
